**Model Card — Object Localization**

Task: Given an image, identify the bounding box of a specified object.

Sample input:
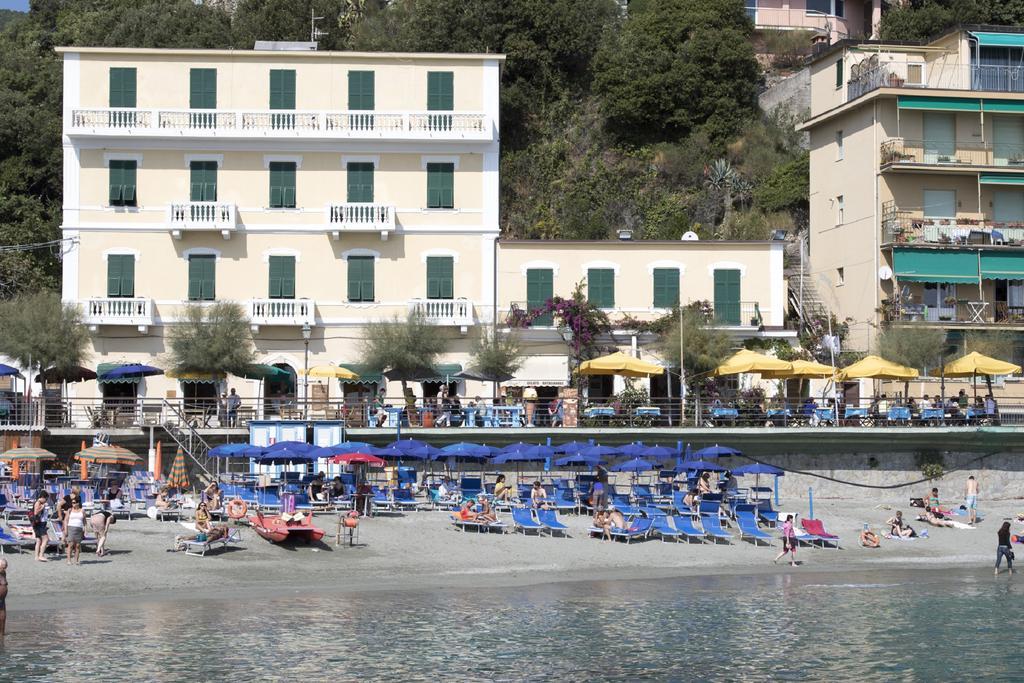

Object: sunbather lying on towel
[919,509,954,528]
[174,524,230,550]
[607,508,627,530]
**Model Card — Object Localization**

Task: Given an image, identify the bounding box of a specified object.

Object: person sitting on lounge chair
[155,487,174,510]
[456,499,479,522]
[493,474,513,502]
[329,476,345,502]
[476,498,498,523]
[860,528,881,548]
[203,481,222,510]
[683,488,699,509]
[194,502,213,533]
[530,481,551,509]
[438,477,460,504]
[697,472,714,496]
[592,509,612,541]
[607,507,627,530]
[174,524,230,550]
[308,472,327,502]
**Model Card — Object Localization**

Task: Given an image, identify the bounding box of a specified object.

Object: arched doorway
[265,362,296,417]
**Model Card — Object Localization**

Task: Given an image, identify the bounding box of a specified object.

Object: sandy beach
[3,493,1017,613]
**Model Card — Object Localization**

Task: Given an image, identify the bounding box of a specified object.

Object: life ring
[343,510,360,528]
[226,498,248,519]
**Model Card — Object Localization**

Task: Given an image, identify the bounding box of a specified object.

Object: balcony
[889,300,1024,327]
[882,206,1024,247]
[167,202,237,240]
[848,61,1024,102]
[67,108,493,142]
[881,138,1024,170]
[83,297,154,333]
[748,7,855,41]
[248,298,316,332]
[707,302,765,329]
[408,298,474,330]
[325,202,396,241]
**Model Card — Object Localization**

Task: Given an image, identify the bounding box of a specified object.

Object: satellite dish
[878,265,893,281]
[681,231,699,241]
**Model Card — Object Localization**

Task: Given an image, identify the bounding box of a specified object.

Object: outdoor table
[887,406,911,422]
[843,407,868,419]
[383,406,405,427]
[967,301,989,323]
[920,407,944,423]
[766,408,791,426]
[710,407,738,426]
[814,407,835,424]
[585,406,615,418]
[492,405,523,427]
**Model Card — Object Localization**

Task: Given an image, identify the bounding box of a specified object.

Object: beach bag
[195,533,208,542]
[909,498,924,508]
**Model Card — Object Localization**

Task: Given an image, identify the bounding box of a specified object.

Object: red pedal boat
[248,511,325,544]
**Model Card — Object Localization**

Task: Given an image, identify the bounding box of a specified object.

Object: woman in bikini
[194,502,212,533]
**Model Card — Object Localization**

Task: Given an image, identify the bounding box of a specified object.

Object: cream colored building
[748,0,881,44]
[800,27,1024,392]
[56,45,789,419]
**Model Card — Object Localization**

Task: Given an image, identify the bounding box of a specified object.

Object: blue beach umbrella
[309,443,376,459]
[265,440,313,453]
[406,444,444,460]
[500,441,537,454]
[581,445,621,459]
[386,439,429,452]
[694,445,742,459]
[209,443,259,458]
[618,443,646,457]
[611,457,658,473]
[679,459,727,472]
[494,445,553,464]
[554,453,604,468]
[554,440,593,454]
[441,442,491,457]
[640,445,680,459]
[732,463,784,476]
[372,446,413,461]
[252,448,315,465]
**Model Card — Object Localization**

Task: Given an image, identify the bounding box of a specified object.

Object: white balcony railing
[167,201,237,239]
[408,298,474,328]
[68,108,492,141]
[325,202,396,240]
[248,298,316,332]
[83,297,154,332]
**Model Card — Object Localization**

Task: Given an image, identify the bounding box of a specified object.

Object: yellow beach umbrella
[578,351,665,377]
[933,351,1021,378]
[301,365,360,380]
[760,359,836,379]
[835,355,919,381]
[713,349,791,377]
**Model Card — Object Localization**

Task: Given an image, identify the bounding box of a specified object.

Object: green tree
[359,310,449,390]
[0,291,89,378]
[592,0,760,146]
[166,302,256,376]
[878,1,1018,42]
[876,326,950,372]
[963,330,1016,361]
[469,329,523,381]
[658,307,732,385]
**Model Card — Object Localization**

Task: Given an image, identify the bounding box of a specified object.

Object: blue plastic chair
[671,515,707,543]
[536,509,569,537]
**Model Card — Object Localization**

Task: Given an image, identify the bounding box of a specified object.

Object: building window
[837,267,845,286]
[526,268,554,326]
[836,130,844,160]
[268,161,296,209]
[923,189,956,219]
[190,161,217,202]
[268,255,296,299]
[106,254,135,298]
[652,268,680,308]
[426,162,454,209]
[347,256,375,303]
[189,68,216,109]
[108,160,137,207]
[427,71,454,131]
[808,0,842,17]
[346,162,374,203]
[587,268,615,308]
[426,256,454,299]
[187,254,216,301]
[713,269,741,325]
[835,58,843,88]
[109,67,136,107]
[348,71,374,110]
[836,195,844,225]
[269,69,296,129]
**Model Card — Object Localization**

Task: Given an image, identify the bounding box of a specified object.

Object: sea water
[1,568,1020,681]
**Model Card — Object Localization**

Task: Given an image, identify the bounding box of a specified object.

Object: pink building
[747,0,883,43]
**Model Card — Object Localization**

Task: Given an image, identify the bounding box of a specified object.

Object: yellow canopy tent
[759,360,836,379]
[834,355,919,381]
[578,351,665,377]
[713,349,791,376]
[931,351,1021,400]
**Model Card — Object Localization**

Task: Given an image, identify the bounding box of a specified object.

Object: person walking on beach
[31,493,50,562]
[964,476,979,526]
[0,557,7,637]
[996,521,1014,576]
[774,514,798,566]
[65,498,86,565]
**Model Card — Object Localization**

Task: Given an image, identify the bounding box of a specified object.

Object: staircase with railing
[785,234,829,335]
[160,400,215,485]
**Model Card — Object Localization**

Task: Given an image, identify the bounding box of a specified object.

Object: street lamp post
[302,322,312,418]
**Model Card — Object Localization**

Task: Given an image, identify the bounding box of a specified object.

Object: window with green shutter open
[108,160,137,207]
[106,254,135,298]
[269,69,296,129]
[188,255,216,301]
[426,163,454,209]
[652,268,680,308]
[347,256,375,302]
[427,71,453,131]
[268,255,296,299]
[426,256,454,299]
[268,162,296,208]
[587,268,615,308]
[526,268,554,326]
[190,161,217,202]
[346,162,374,203]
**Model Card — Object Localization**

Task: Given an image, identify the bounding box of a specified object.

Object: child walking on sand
[774,515,798,567]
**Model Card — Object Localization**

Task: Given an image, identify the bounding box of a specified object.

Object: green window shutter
[835,59,843,88]
[346,162,374,203]
[268,255,295,299]
[587,268,614,308]
[270,69,296,109]
[108,160,137,207]
[109,67,137,108]
[190,161,217,202]
[269,162,296,208]
[347,256,375,302]
[188,255,216,301]
[108,161,122,204]
[427,71,454,110]
[426,256,454,299]
[713,269,741,325]
[652,268,680,308]
[189,68,216,109]
[106,254,134,298]
[426,163,454,208]
[348,71,375,110]
[526,268,554,326]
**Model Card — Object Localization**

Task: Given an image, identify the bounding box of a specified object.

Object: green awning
[897,95,981,112]
[338,364,382,385]
[982,99,1024,113]
[980,173,1024,186]
[981,252,1024,279]
[420,363,463,382]
[893,248,980,284]
[96,363,139,385]
[972,32,1024,48]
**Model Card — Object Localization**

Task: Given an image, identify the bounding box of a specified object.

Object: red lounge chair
[800,518,841,549]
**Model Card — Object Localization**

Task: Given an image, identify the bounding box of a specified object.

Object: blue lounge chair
[512,508,545,535]
[392,488,422,512]
[672,491,694,515]
[632,485,655,507]
[553,488,578,513]
[699,514,732,544]
[0,525,22,554]
[371,490,393,512]
[671,515,707,543]
[736,510,773,546]
[536,509,570,537]
[640,506,667,518]
[755,500,780,527]
[651,515,682,542]
[611,494,632,509]
[698,498,727,521]
[608,517,652,544]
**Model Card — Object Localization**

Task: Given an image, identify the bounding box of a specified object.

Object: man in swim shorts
[0,557,7,637]
[965,475,979,526]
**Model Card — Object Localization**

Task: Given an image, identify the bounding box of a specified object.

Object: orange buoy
[226,498,248,519]
[343,511,360,528]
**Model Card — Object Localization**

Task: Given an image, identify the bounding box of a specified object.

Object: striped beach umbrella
[0,447,57,462]
[75,444,141,465]
[167,448,190,489]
